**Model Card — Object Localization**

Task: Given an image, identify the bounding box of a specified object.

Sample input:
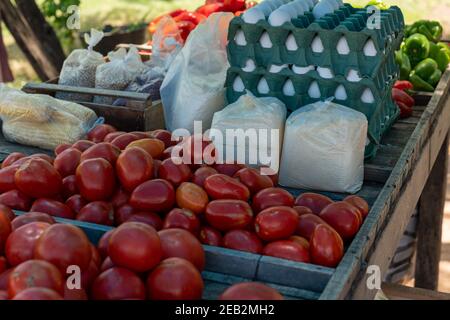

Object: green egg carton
[227,5,404,80]
[225,66,399,158]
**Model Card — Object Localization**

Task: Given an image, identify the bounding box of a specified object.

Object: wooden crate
[22,80,165,132]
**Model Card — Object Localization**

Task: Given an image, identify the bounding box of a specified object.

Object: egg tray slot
[228,5,404,80]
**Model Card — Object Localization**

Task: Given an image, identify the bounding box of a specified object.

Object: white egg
[242,59,256,72]
[308,81,321,98]
[233,76,245,92]
[269,8,292,26]
[317,67,334,79]
[285,33,298,51]
[283,79,296,96]
[292,65,315,74]
[259,31,273,48]
[334,84,347,100]
[363,39,377,57]
[311,35,324,53]
[346,69,362,82]
[361,88,375,103]
[313,0,335,19]
[336,36,350,55]
[243,8,266,24]
[234,29,247,46]
[257,77,270,94]
[269,64,288,73]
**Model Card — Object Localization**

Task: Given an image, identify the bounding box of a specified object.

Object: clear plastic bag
[0,85,98,150]
[279,100,368,193]
[94,46,147,105]
[56,29,105,102]
[210,92,287,171]
[160,13,235,133]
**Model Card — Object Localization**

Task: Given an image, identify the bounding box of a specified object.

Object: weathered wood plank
[381,283,450,300]
[415,135,448,290]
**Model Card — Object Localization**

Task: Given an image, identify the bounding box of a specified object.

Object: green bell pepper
[429,42,450,72]
[403,33,430,67]
[395,50,411,80]
[365,0,389,10]
[409,58,441,91]
[405,20,443,43]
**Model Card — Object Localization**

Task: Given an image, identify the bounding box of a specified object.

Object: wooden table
[2,68,449,300]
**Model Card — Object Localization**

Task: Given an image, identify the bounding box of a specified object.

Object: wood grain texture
[381,283,450,300]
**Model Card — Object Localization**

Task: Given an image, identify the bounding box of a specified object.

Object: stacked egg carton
[225,0,405,158]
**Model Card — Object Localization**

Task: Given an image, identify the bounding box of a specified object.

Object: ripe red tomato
[310,224,344,268]
[289,236,310,250]
[72,140,95,153]
[263,240,310,263]
[130,132,152,140]
[53,148,81,178]
[176,182,209,215]
[64,287,88,300]
[0,290,6,300]
[14,154,54,166]
[12,287,63,300]
[0,205,14,222]
[161,146,175,160]
[146,257,204,300]
[111,188,129,208]
[8,260,64,298]
[5,222,51,266]
[2,152,26,169]
[0,257,6,274]
[76,158,116,201]
[0,209,12,254]
[111,133,139,150]
[205,200,253,231]
[0,189,31,211]
[91,267,147,300]
[97,229,114,260]
[80,142,121,165]
[179,135,216,167]
[11,212,55,231]
[319,202,362,241]
[158,228,205,271]
[213,164,245,177]
[255,206,299,241]
[295,193,334,215]
[80,259,100,291]
[77,202,114,226]
[223,230,263,254]
[15,158,62,199]
[219,282,283,300]
[55,144,72,156]
[129,179,175,212]
[109,222,162,272]
[153,159,162,178]
[159,158,192,187]
[87,124,117,143]
[90,244,101,268]
[0,269,12,290]
[126,212,163,231]
[104,131,125,143]
[252,188,294,213]
[100,256,115,272]
[114,204,135,226]
[296,214,329,240]
[116,147,154,192]
[61,175,78,199]
[204,174,250,201]
[234,167,274,195]
[31,198,75,219]
[344,195,369,219]
[293,206,313,216]
[0,165,19,194]
[127,138,165,159]
[151,130,178,148]
[34,224,92,273]
[65,195,87,214]
[199,226,223,247]
[192,166,218,187]
[163,208,200,236]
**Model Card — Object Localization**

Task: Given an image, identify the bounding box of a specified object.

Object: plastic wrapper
[94,46,147,105]
[0,85,98,150]
[160,13,235,133]
[56,29,105,102]
[210,92,286,171]
[279,100,367,193]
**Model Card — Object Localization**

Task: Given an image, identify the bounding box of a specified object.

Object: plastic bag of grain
[279,100,367,193]
[93,46,147,105]
[210,92,286,173]
[56,29,105,102]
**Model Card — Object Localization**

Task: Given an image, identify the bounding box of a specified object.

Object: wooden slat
[381,283,450,300]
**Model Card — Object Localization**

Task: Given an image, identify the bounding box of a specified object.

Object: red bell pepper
[393,80,414,91]
[246,1,258,9]
[222,0,246,12]
[177,20,197,42]
[196,3,225,17]
[392,88,414,109]
[397,101,413,118]
[174,11,206,25]
[148,9,187,34]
